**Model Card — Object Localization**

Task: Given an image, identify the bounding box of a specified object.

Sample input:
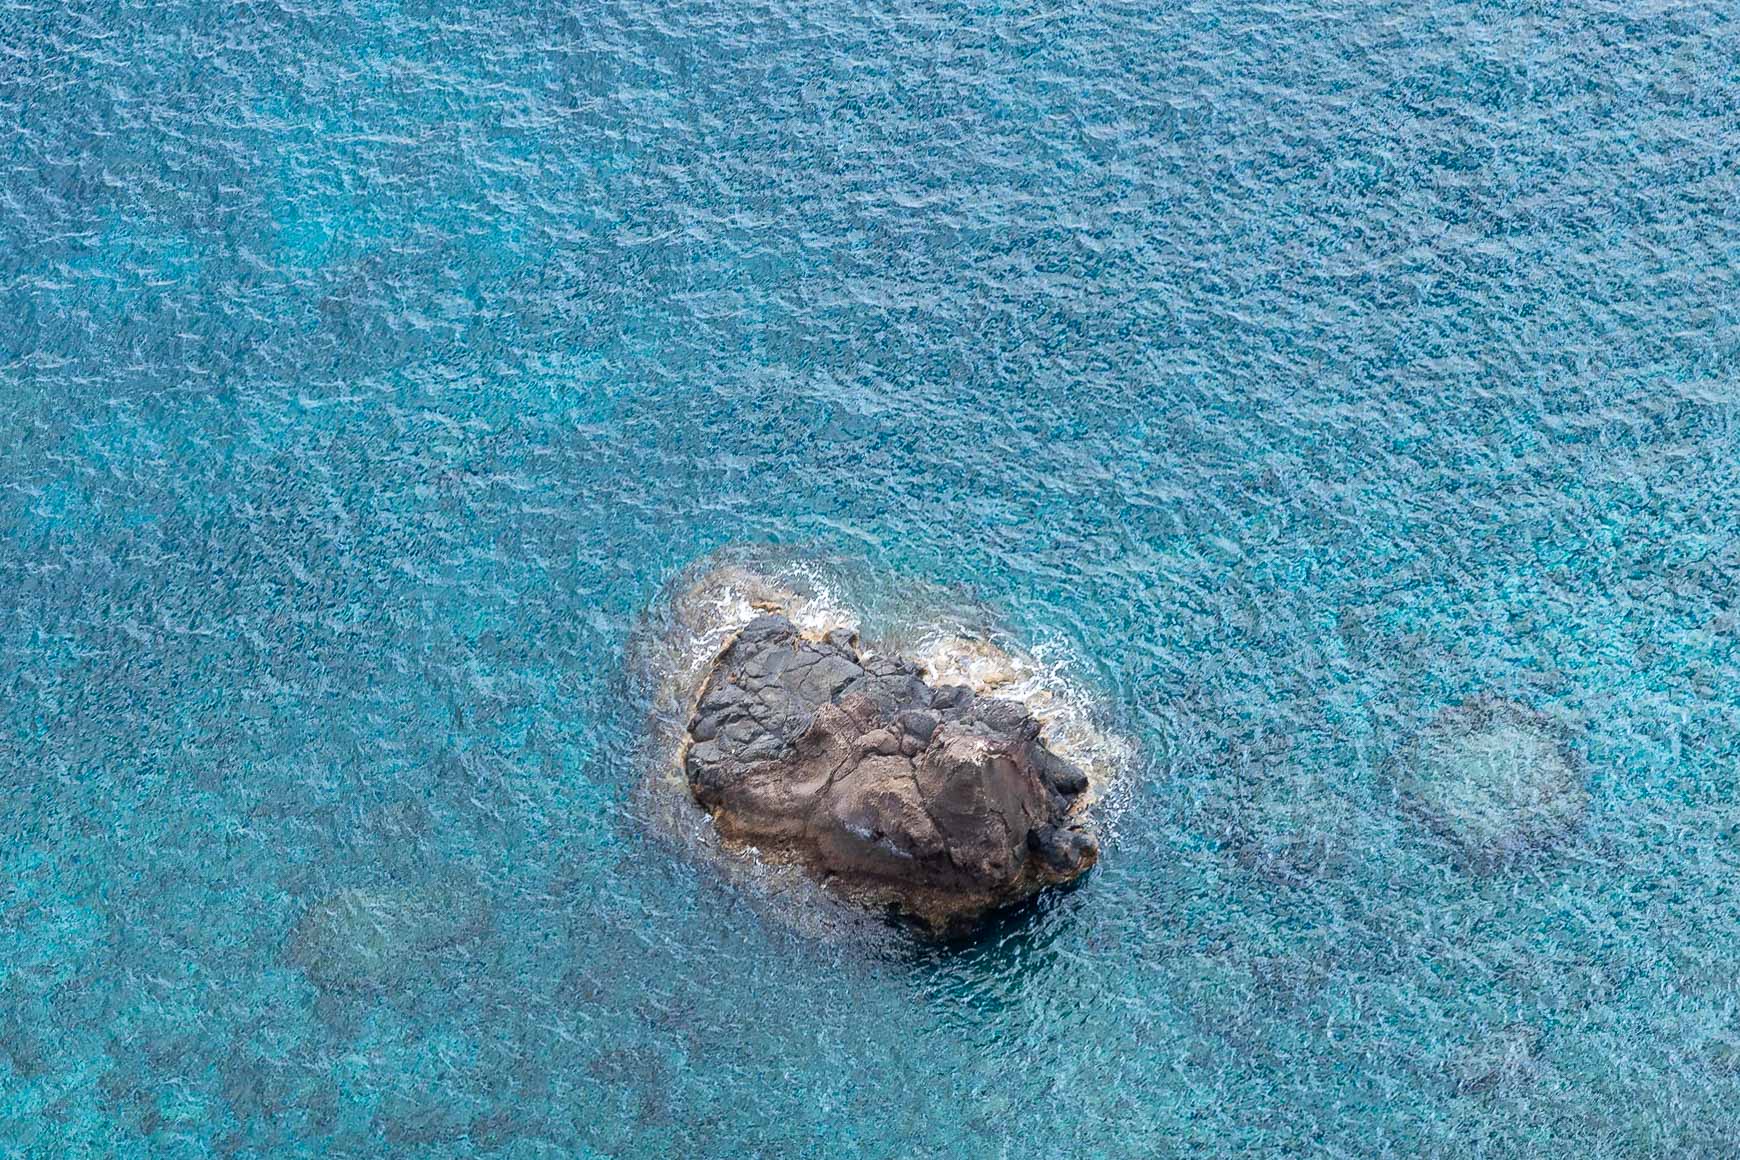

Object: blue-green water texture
[4,0,1740,1155]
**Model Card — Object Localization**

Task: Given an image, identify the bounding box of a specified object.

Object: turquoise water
[3,0,1739,1154]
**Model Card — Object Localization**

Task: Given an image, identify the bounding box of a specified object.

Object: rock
[682,614,1096,931]
[287,884,489,992]
[1450,1024,1544,1096]
[1392,696,1587,870]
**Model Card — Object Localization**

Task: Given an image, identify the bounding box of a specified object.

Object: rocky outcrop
[682,614,1097,931]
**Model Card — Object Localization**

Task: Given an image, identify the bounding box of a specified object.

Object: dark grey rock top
[683,614,1096,931]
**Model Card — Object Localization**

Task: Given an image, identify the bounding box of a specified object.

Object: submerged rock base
[683,614,1098,932]
[287,884,490,992]
[1393,696,1587,871]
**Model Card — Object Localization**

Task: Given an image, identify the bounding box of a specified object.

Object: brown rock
[682,614,1096,932]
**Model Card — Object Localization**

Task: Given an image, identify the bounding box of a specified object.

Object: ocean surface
[3,0,1739,1155]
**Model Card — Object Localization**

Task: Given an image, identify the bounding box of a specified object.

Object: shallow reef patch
[1390,696,1587,871]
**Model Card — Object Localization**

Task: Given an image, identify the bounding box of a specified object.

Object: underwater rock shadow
[1385,694,1589,874]
[284,875,494,995]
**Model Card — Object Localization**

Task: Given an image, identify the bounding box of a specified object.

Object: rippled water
[3,0,1738,1155]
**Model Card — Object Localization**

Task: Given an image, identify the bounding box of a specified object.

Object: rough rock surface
[683,614,1097,930]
